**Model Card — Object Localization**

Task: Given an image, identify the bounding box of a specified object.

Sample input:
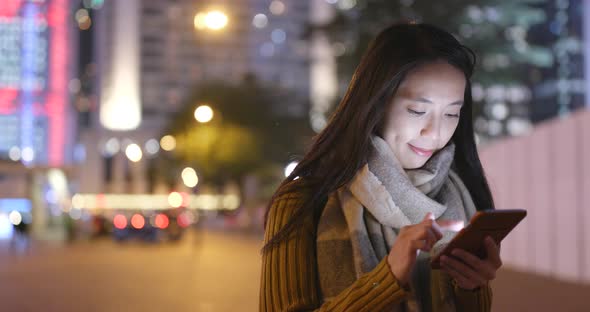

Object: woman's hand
[387,212,463,287]
[439,236,502,290]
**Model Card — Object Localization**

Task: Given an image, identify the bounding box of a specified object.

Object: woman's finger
[440,255,487,286]
[429,221,443,239]
[410,239,430,253]
[484,236,502,268]
[415,226,438,249]
[440,262,477,290]
[420,214,443,240]
[451,249,495,280]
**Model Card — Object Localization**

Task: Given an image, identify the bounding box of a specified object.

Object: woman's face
[382,61,466,169]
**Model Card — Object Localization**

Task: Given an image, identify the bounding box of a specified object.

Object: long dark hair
[262,23,495,252]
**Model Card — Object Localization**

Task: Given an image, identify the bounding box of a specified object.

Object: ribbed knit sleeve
[260,193,409,312]
[453,282,493,312]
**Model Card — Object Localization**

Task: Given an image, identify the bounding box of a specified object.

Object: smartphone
[430,209,527,269]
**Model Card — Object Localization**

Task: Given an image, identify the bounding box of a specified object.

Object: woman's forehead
[396,63,466,99]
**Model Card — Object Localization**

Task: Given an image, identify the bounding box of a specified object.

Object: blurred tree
[162,75,312,186]
[315,0,553,140]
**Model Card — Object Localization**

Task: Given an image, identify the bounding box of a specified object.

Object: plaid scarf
[316,136,478,311]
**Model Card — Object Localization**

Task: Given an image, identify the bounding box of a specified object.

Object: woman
[260,23,501,312]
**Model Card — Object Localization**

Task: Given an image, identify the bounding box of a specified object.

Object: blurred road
[0,229,263,312]
[0,228,588,312]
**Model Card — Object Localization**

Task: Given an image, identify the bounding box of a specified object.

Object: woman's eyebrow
[413,97,463,106]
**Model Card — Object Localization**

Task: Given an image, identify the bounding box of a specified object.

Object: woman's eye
[407,109,425,116]
[446,113,460,118]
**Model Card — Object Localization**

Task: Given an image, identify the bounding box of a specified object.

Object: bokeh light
[131,214,145,229]
[75,9,89,23]
[65,193,239,211]
[154,214,169,229]
[21,147,34,162]
[145,139,160,155]
[222,195,240,210]
[194,105,214,123]
[271,29,286,44]
[79,19,91,31]
[252,13,268,28]
[177,211,194,228]
[8,211,22,226]
[113,214,127,229]
[338,0,357,10]
[72,194,84,209]
[76,9,92,31]
[491,102,509,120]
[195,10,229,31]
[168,192,183,208]
[181,167,199,188]
[8,146,21,161]
[160,135,176,151]
[125,143,143,162]
[194,12,207,30]
[269,1,285,15]
[205,10,228,30]
[83,0,104,9]
[104,137,120,156]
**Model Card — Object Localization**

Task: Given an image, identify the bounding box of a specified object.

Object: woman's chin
[402,163,422,170]
[401,157,429,170]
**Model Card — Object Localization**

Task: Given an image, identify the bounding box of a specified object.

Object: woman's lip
[408,144,434,157]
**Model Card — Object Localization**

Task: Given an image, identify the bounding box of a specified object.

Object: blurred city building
[137,0,311,121]
[0,0,76,167]
[2,0,590,241]
[0,0,76,240]
[309,0,338,133]
[77,0,313,211]
[528,0,587,123]
[314,0,590,142]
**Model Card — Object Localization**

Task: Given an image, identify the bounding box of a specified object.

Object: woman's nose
[420,116,441,144]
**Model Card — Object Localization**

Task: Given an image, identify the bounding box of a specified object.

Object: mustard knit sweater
[260,190,493,312]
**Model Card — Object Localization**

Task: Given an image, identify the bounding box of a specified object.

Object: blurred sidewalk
[493,266,590,311]
[1,229,588,311]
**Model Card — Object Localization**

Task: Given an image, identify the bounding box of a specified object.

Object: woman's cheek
[442,123,459,146]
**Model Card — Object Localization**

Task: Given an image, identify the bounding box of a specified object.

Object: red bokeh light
[177,212,192,228]
[113,214,127,230]
[154,214,169,229]
[131,214,145,229]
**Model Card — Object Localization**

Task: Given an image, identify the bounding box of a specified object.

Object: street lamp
[194,10,228,31]
[194,105,214,123]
